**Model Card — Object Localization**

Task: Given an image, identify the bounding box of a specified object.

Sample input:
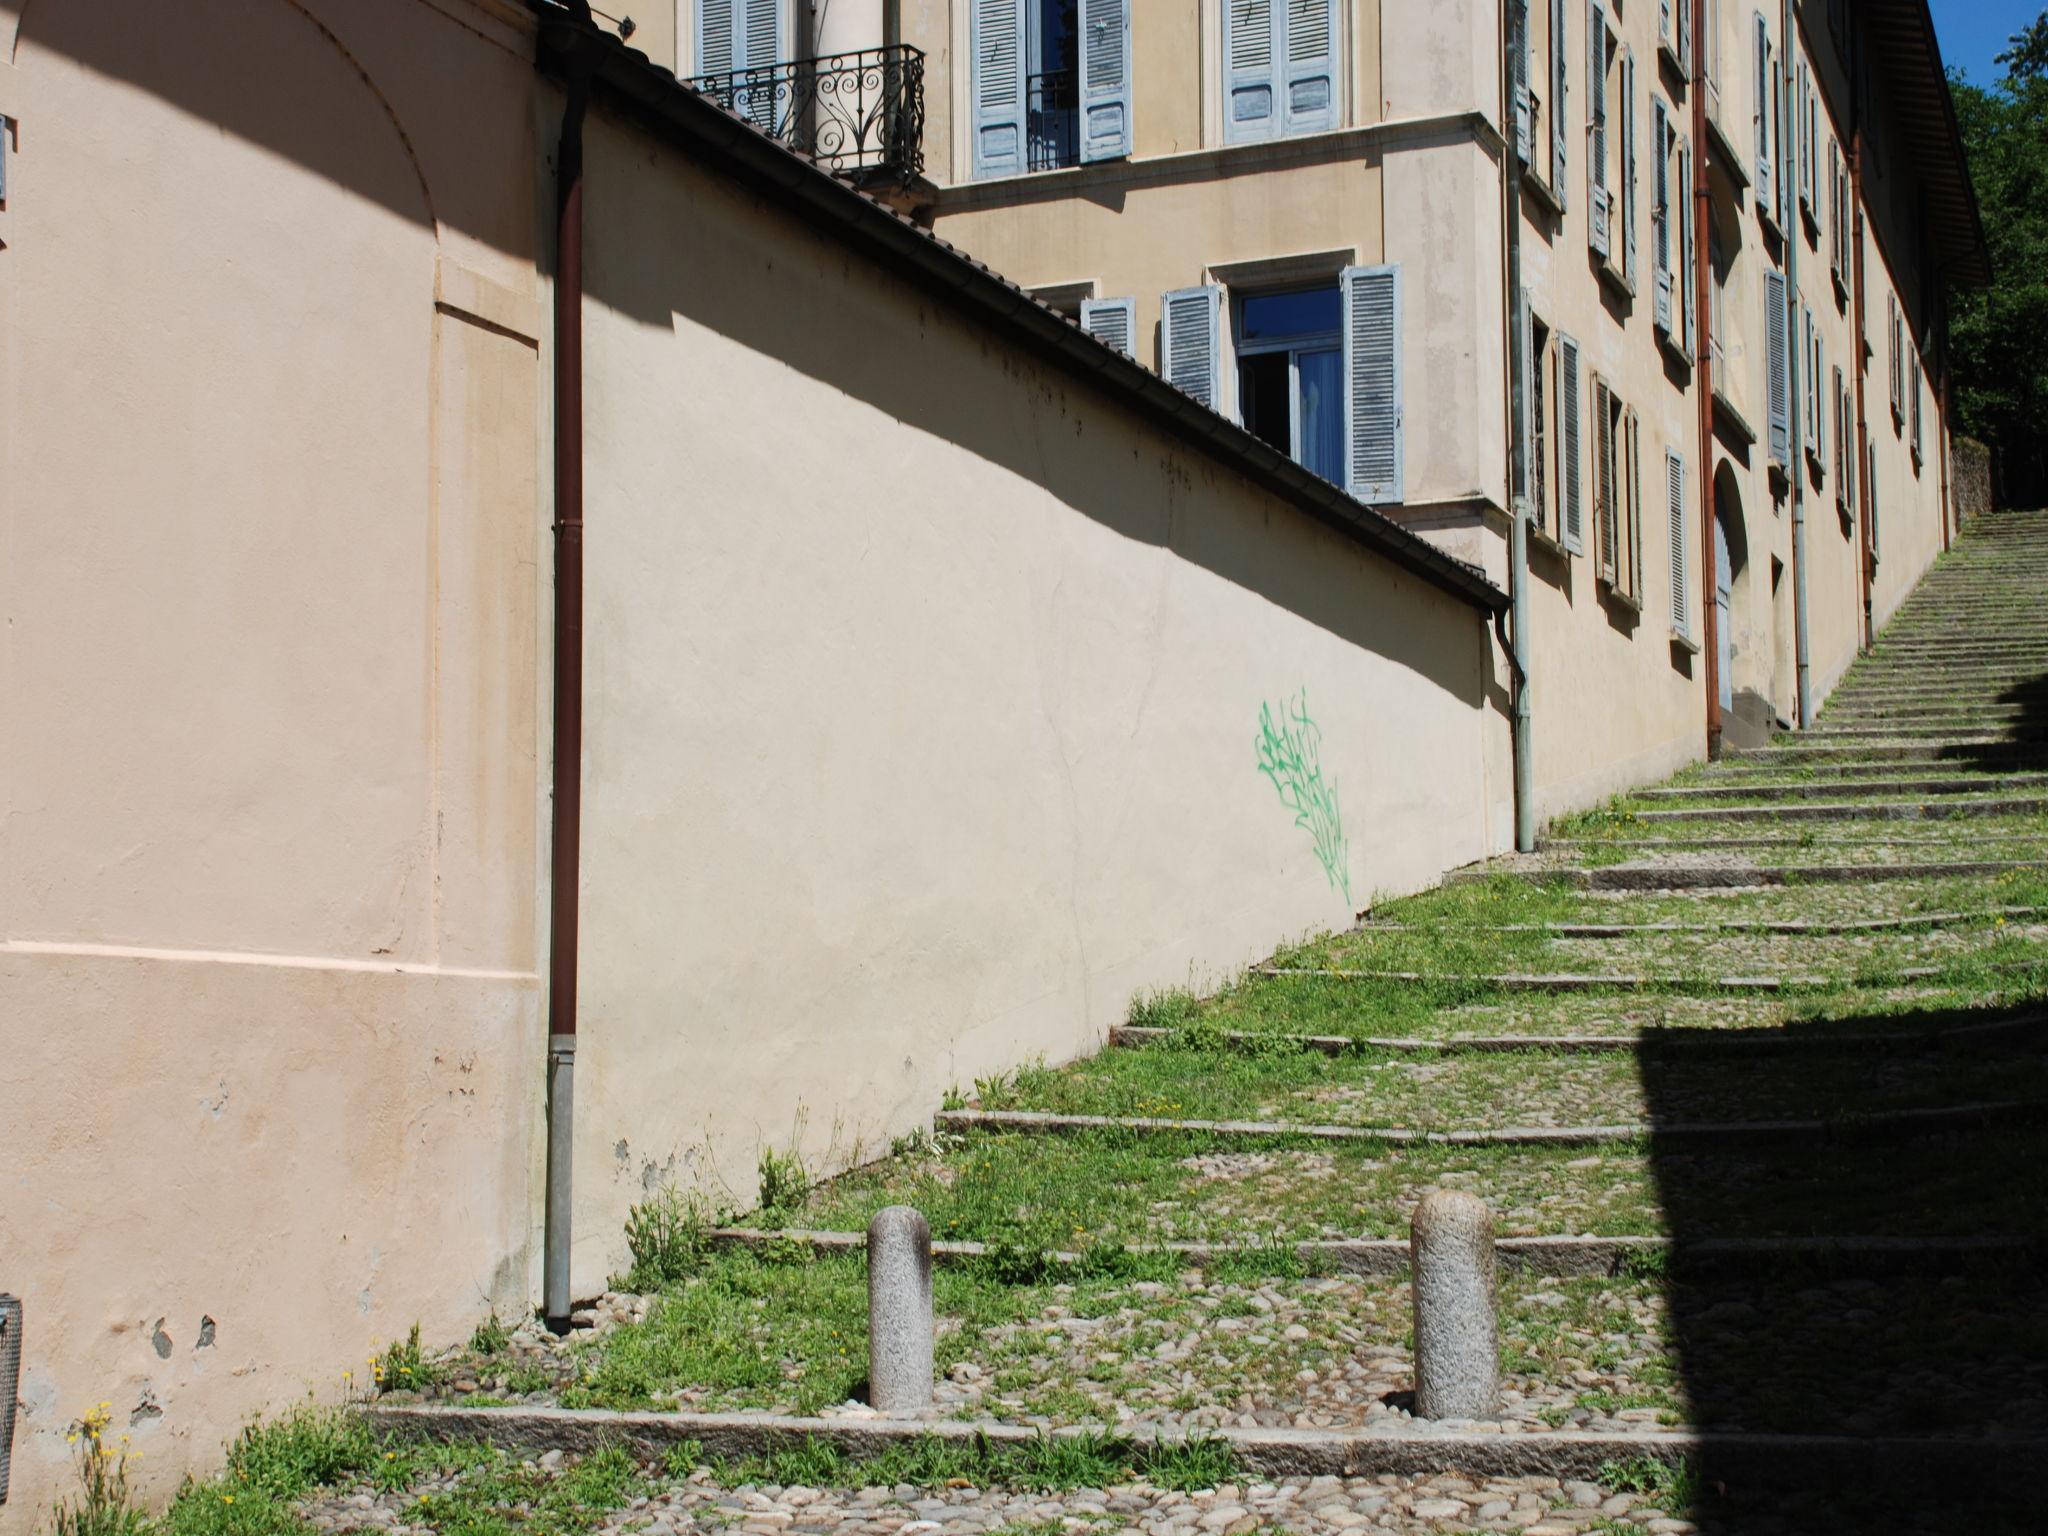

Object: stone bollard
[867,1205,934,1414]
[1410,1189,1499,1420]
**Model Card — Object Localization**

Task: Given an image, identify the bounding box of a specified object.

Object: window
[1551,0,1570,206]
[1834,364,1854,516]
[1616,47,1640,286]
[1527,320,1584,552]
[1653,107,1696,362]
[1709,225,1727,371]
[1752,10,1778,227]
[1828,137,1851,292]
[1511,0,1567,202]
[1653,98,1674,331]
[1236,286,1345,485]
[1224,0,1340,145]
[1805,310,1826,474]
[1667,449,1691,641]
[1657,0,1692,76]
[1593,378,1645,603]
[1530,311,1552,534]
[1888,292,1904,426]
[973,0,1130,176]
[1911,347,1924,469]
[1158,265,1403,502]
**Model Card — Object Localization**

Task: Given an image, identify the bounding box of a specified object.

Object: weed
[758,1145,810,1217]
[621,1185,712,1292]
[372,1324,435,1395]
[1597,1455,1699,1509]
[48,1404,146,1536]
[469,1313,510,1357]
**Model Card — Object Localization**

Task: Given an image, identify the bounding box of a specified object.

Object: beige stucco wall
[572,103,1508,1295]
[0,0,546,1524]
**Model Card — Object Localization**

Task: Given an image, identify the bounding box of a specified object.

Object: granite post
[1411,1189,1499,1420]
[867,1205,933,1414]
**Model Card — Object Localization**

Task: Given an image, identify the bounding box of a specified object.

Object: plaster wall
[0,0,546,1523]
[572,105,1507,1296]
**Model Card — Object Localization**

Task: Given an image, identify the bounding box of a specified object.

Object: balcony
[681,45,925,187]
[1027,69,1079,172]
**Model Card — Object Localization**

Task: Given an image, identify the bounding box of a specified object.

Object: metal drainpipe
[545,5,596,1335]
[1503,0,1535,853]
[1692,0,1721,757]
[1783,0,1811,728]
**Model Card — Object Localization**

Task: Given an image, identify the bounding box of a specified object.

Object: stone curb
[1357,907,2047,935]
[702,1226,2038,1279]
[1107,1012,2048,1058]
[1460,859,2047,889]
[1625,799,2048,823]
[1249,964,2048,993]
[359,1406,2048,1481]
[931,1099,2048,1148]
[1635,773,2048,802]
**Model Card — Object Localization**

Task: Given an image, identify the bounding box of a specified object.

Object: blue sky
[1930,0,2042,84]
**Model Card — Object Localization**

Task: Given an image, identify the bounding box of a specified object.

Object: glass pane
[1240,286,1341,344]
[1298,348,1344,485]
[1238,352,1292,458]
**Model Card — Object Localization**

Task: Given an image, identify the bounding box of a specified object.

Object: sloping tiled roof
[528,3,1509,615]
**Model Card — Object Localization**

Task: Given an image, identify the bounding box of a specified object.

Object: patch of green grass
[619,1185,713,1292]
[1596,1454,1699,1509]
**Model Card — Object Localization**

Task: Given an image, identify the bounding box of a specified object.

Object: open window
[1593,378,1645,606]
[1235,285,1346,485]
[972,0,1130,177]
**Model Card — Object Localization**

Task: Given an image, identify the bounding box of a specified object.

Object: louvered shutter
[697,0,736,74]
[1753,13,1772,202]
[1559,333,1584,553]
[1659,0,1674,56]
[1080,0,1133,161]
[1795,61,1809,209]
[1867,440,1881,561]
[1225,0,1277,142]
[1552,0,1570,206]
[1678,0,1692,71]
[1621,48,1638,282]
[1678,140,1696,359]
[1342,264,1403,503]
[1517,290,1536,521]
[1513,0,1534,163]
[1080,297,1136,357]
[1161,285,1222,409]
[1814,331,1827,469]
[1912,353,1923,459]
[740,0,782,124]
[1595,380,1618,583]
[971,0,1028,176]
[1283,0,1340,135]
[1628,409,1645,599]
[1765,269,1790,466]
[1667,450,1689,639]
[1589,4,1610,259]
[1889,295,1902,418]
[1652,100,1673,332]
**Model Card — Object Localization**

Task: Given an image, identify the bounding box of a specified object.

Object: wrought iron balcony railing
[681,45,926,186]
[1027,68,1079,172]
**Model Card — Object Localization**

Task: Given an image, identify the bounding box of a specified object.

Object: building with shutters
[624,0,1983,808]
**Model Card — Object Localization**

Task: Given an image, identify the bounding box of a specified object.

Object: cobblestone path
[331,513,2048,1534]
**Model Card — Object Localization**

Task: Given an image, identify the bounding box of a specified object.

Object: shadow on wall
[1637,979,2048,1533]
[577,110,1493,714]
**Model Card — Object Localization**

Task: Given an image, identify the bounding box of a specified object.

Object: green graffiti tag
[1256,689,1352,906]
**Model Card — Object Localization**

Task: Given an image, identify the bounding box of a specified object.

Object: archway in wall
[1712,460,1769,748]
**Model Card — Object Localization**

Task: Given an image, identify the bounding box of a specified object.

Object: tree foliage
[1949,10,2048,500]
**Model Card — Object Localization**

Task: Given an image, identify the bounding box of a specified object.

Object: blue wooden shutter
[743,0,779,69]
[1342,264,1403,503]
[1282,0,1339,135]
[1753,12,1773,202]
[972,0,1028,176]
[1559,333,1584,552]
[1080,297,1136,357]
[1551,0,1570,207]
[1621,48,1638,282]
[1652,99,1672,331]
[1678,140,1695,358]
[1225,0,1277,143]
[697,0,736,73]
[1667,449,1689,639]
[1764,269,1790,467]
[1080,0,1133,161]
[1162,285,1223,409]
[1513,0,1534,163]
[1588,4,1610,260]
[1814,329,1827,469]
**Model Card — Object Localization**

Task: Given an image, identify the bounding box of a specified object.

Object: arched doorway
[1711,463,1755,739]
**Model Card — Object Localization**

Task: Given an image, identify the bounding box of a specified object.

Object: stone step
[1825,702,2033,718]
[935,1099,2048,1147]
[1463,858,2046,889]
[1798,722,2047,740]
[1259,960,2046,994]
[1635,773,2048,803]
[1626,799,2048,823]
[1360,908,2045,938]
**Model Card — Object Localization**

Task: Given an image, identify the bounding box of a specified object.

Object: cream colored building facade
[631,0,1980,808]
[0,1,1510,1524]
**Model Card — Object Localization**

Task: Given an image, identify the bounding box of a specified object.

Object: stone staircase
[351,514,2048,1535]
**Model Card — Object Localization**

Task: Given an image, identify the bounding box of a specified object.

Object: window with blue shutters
[1559,332,1584,553]
[1080,296,1136,357]
[1224,0,1341,145]
[1765,268,1790,468]
[1551,0,1570,207]
[697,0,789,128]
[974,0,1129,176]
[1162,285,1224,409]
[1588,3,1611,261]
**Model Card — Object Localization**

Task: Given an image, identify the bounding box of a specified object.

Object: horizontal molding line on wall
[0,938,540,984]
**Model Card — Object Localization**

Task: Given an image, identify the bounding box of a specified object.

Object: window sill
[1758,202,1784,245]
[1599,580,1643,616]
[1524,171,1564,219]
[1658,39,1688,85]
[1530,524,1565,558]
[1832,267,1849,308]
[1597,256,1636,302]
[1671,628,1701,656]
[1703,113,1750,192]
[1712,387,1758,447]
[1657,327,1695,371]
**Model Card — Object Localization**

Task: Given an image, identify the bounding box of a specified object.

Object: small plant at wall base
[758,1145,810,1219]
[49,1404,145,1536]
[620,1185,712,1291]
[1256,689,1353,906]
[370,1324,435,1395]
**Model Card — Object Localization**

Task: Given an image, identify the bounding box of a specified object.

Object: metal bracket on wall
[0,1294,21,1505]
